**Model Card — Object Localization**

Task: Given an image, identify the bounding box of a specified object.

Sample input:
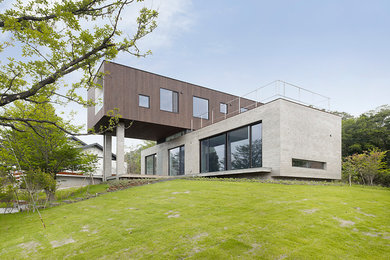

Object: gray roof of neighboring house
[70,136,116,160]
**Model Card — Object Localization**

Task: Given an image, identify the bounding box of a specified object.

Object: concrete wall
[56,175,103,189]
[141,99,341,179]
[279,101,342,179]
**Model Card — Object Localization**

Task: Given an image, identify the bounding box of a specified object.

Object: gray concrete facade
[141,99,342,179]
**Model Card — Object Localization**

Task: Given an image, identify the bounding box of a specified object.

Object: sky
[1,0,390,149]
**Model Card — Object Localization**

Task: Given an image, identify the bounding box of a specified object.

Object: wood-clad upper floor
[88,61,261,141]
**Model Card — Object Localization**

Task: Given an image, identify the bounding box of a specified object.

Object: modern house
[88,61,341,180]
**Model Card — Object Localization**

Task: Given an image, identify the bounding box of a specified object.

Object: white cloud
[118,0,195,50]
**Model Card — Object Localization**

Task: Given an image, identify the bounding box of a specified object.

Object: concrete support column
[116,122,125,180]
[103,133,112,182]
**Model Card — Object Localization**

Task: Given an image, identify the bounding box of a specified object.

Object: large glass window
[169,146,185,176]
[193,96,209,119]
[227,126,250,170]
[200,122,262,173]
[251,123,262,167]
[145,154,156,175]
[160,88,178,112]
[201,133,226,173]
[139,94,150,108]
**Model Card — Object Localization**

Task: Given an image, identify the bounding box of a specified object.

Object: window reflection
[160,88,178,112]
[145,154,156,175]
[169,146,185,175]
[227,126,250,170]
[220,103,227,114]
[251,123,262,167]
[200,122,262,173]
[193,96,209,119]
[201,134,226,173]
[139,94,150,108]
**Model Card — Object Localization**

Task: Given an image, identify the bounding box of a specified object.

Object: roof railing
[191,80,331,130]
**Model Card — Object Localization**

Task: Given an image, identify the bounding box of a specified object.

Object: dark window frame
[220,103,228,114]
[199,121,262,173]
[160,88,179,113]
[193,96,209,120]
[292,158,326,170]
[240,107,248,113]
[168,145,185,176]
[145,154,156,175]
[138,94,150,108]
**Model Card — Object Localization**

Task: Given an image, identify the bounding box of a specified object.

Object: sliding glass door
[169,146,185,176]
[200,122,262,173]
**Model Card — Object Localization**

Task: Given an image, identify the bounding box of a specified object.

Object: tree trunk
[45,189,56,201]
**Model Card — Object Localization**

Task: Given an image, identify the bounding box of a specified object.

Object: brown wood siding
[88,61,261,140]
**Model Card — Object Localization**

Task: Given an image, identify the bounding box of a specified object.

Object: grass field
[0,179,389,259]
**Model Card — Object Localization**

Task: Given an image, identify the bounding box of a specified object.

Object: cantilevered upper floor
[87,61,259,141]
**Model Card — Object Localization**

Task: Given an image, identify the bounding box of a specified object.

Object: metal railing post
[238,97,241,113]
[211,110,214,124]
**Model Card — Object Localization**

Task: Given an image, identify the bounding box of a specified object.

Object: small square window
[139,94,150,108]
[220,103,227,114]
[240,107,248,113]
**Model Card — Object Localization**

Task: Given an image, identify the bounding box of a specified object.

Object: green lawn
[0,179,389,259]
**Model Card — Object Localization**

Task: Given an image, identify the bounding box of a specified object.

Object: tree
[0,0,158,133]
[342,149,387,186]
[0,101,97,200]
[125,140,155,174]
[342,105,390,165]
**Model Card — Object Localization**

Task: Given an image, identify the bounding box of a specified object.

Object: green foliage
[0,0,158,132]
[125,140,155,174]
[0,101,97,199]
[21,168,57,200]
[342,148,388,186]
[342,105,390,165]
[0,170,17,206]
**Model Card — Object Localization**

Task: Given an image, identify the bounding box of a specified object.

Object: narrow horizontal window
[292,159,326,170]
[240,107,248,113]
[139,94,150,108]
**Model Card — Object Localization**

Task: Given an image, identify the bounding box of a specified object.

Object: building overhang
[91,116,188,141]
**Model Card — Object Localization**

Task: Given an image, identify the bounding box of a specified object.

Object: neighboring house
[69,136,117,176]
[88,61,341,180]
[56,137,119,189]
